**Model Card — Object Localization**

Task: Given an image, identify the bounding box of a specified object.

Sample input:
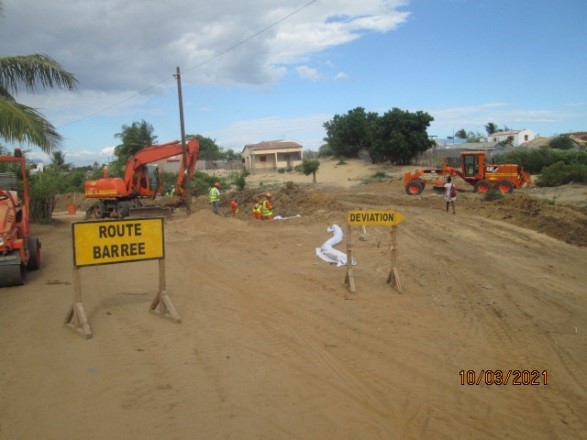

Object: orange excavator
[85,137,199,218]
[403,151,531,195]
[0,149,42,287]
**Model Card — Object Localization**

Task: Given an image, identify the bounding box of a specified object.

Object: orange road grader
[85,137,199,218]
[0,150,42,287]
[403,151,532,195]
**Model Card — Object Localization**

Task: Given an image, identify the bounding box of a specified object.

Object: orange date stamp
[459,370,548,386]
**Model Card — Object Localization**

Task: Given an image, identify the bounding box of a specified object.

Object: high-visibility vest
[262,200,273,216]
[209,187,219,202]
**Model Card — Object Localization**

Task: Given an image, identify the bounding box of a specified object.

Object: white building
[488,129,536,147]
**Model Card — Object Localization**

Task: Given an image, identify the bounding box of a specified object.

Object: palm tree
[49,150,70,171]
[111,120,157,176]
[0,2,78,153]
[114,119,157,161]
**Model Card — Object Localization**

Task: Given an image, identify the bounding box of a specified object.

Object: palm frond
[0,54,78,95]
[0,98,62,153]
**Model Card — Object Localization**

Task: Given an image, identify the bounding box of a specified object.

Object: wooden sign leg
[64,267,93,339]
[344,225,356,293]
[386,226,402,292]
[149,259,181,323]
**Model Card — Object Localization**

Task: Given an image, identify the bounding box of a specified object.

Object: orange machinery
[403,151,531,195]
[85,137,199,218]
[0,149,41,286]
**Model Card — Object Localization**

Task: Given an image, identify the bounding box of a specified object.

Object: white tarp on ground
[315,224,357,267]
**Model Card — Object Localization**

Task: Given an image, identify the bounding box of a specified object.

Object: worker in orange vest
[252,199,263,219]
[261,193,274,220]
[229,200,239,216]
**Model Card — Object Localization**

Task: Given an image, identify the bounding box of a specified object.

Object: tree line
[321,107,435,164]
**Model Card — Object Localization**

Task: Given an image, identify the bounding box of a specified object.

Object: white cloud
[211,113,331,151]
[0,0,409,92]
[296,66,320,81]
[334,72,350,81]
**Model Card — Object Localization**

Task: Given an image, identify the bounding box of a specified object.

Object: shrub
[190,171,223,196]
[362,171,388,184]
[483,189,503,202]
[493,148,587,174]
[29,172,59,222]
[536,162,587,187]
[233,171,247,190]
[549,134,575,150]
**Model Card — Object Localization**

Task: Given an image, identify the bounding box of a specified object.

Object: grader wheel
[495,179,514,194]
[405,180,424,195]
[474,180,491,194]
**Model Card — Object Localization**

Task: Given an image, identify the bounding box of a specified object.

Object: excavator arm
[122,137,200,195]
[174,137,199,196]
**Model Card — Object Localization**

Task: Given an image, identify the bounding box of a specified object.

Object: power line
[59,0,319,129]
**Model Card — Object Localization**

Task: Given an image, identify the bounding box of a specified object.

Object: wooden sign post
[345,210,405,293]
[66,217,179,339]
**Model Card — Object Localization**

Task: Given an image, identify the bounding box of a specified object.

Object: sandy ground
[1,159,586,439]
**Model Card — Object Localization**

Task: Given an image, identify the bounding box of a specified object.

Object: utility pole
[175,66,191,214]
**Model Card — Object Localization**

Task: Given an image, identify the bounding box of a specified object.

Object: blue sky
[1,0,585,165]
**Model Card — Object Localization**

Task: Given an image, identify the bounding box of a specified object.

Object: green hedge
[536,162,587,187]
[493,149,587,174]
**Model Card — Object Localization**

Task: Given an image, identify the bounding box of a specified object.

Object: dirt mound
[466,192,587,246]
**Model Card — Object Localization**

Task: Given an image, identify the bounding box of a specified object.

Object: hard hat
[214,182,221,188]
[266,192,272,198]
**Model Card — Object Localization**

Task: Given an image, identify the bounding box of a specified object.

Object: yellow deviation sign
[72,218,164,267]
[347,210,405,226]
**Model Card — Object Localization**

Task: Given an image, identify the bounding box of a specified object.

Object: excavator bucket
[0,254,25,287]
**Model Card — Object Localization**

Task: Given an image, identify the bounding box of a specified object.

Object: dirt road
[1,164,586,439]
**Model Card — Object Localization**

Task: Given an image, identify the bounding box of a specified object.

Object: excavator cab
[135,164,161,197]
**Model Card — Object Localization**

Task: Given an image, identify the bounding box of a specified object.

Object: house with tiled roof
[487,129,536,146]
[242,140,303,173]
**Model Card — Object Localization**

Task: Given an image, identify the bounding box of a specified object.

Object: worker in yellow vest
[261,192,274,220]
[209,182,221,214]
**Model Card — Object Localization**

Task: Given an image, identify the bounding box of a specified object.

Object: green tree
[485,122,498,135]
[296,159,320,183]
[369,108,434,164]
[466,130,486,142]
[0,3,78,153]
[112,120,157,175]
[549,134,575,150]
[223,148,240,161]
[455,129,467,139]
[193,134,223,160]
[323,107,378,157]
[48,150,71,171]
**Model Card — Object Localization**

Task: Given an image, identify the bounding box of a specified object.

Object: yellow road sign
[72,218,164,267]
[347,210,405,226]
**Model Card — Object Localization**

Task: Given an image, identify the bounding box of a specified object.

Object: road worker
[252,200,263,219]
[261,192,274,220]
[229,200,239,216]
[209,181,221,215]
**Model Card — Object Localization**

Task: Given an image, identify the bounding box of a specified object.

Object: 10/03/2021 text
[459,370,548,386]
